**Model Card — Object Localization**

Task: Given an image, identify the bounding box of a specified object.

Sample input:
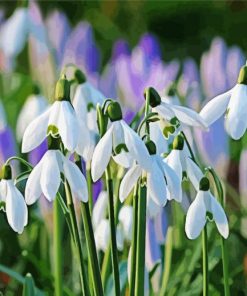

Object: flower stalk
[202,225,209,296]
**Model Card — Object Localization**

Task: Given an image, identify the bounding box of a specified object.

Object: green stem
[144,89,150,140]
[53,197,63,296]
[105,166,120,295]
[64,182,89,296]
[101,243,111,289]
[135,184,147,296]
[161,226,173,295]
[86,167,93,214]
[205,167,230,296]
[5,156,33,169]
[202,225,209,296]
[129,185,139,296]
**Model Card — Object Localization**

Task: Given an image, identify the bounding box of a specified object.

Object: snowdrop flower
[25,137,88,204]
[72,69,104,161]
[91,101,152,182]
[118,205,133,242]
[22,75,79,153]
[0,7,29,59]
[120,140,181,207]
[185,177,229,239]
[17,88,48,142]
[165,135,203,190]
[200,63,247,140]
[145,87,208,131]
[0,165,27,234]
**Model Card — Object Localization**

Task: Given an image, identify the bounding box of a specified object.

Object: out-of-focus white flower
[22,76,79,153]
[165,135,203,190]
[118,205,133,242]
[25,149,88,204]
[91,101,152,182]
[16,93,48,142]
[120,140,181,208]
[0,101,7,131]
[185,177,229,239]
[0,165,28,234]
[0,8,29,58]
[200,63,247,140]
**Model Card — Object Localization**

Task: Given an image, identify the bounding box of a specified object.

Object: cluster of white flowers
[2,61,239,245]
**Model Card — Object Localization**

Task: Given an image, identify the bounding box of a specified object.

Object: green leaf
[105,261,128,296]
[22,273,36,296]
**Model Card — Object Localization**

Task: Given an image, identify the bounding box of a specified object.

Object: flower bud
[1,164,12,180]
[74,69,86,84]
[145,140,156,155]
[167,84,176,97]
[55,74,70,101]
[32,83,40,95]
[144,87,161,108]
[238,65,247,85]
[199,177,210,191]
[107,101,122,122]
[172,135,184,150]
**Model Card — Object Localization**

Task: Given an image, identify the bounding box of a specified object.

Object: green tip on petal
[47,135,61,150]
[74,69,86,84]
[145,140,156,155]
[1,164,12,180]
[199,177,210,191]
[172,135,184,150]
[238,65,247,85]
[144,87,161,108]
[107,101,122,122]
[55,74,70,101]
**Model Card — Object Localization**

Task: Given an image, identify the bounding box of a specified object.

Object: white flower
[91,102,152,182]
[73,82,104,162]
[0,177,28,234]
[185,177,229,239]
[92,191,108,229]
[0,8,29,58]
[200,64,247,140]
[25,149,88,204]
[17,94,48,142]
[165,135,203,190]
[22,100,79,153]
[118,205,133,242]
[120,143,181,207]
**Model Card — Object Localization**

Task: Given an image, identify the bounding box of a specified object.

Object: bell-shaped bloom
[17,93,48,142]
[91,102,152,182]
[73,80,105,161]
[200,64,247,140]
[118,205,133,242]
[25,149,88,204]
[165,135,203,190]
[120,143,181,207]
[185,177,229,239]
[0,167,28,234]
[0,8,29,59]
[22,100,79,153]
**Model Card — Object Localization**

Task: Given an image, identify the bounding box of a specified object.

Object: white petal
[25,160,43,205]
[5,181,28,234]
[225,84,247,140]
[57,101,79,151]
[92,191,108,229]
[165,150,183,183]
[121,120,152,171]
[186,157,204,191]
[112,152,134,168]
[118,205,133,241]
[40,150,61,202]
[116,224,124,251]
[72,84,87,121]
[200,88,232,126]
[147,163,167,206]
[119,165,142,202]
[150,122,168,155]
[22,108,50,153]
[171,105,208,129]
[0,180,7,202]
[63,158,88,202]
[48,101,61,128]
[209,193,229,239]
[154,103,175,121]
[146,193,162,218]
[185,191,207,239]
[94,219,110,252]
[162,160,182,202]
[91,125,113,182]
